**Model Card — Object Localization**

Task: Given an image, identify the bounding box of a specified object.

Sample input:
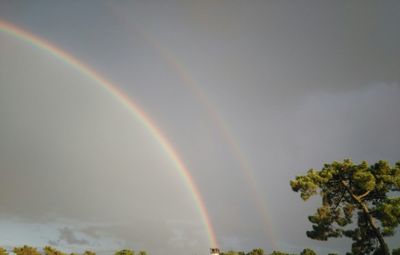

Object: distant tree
[247,249,265,255]
[392,248,400,255]
[0,247,8,255]
[290,159,400,255]
[83,251,96,255]
[43,246,66,255]
[300,248,316,255]
[115,250,134,255]
[13,246,41,255]
[137,251,147,255]
[269,251,288,255]
[221,251,240,255]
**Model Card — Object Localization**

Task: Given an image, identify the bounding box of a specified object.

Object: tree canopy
[43,246,66,255]
[114,250,134,255]
[300,249,316,255]
[0,248,8,255]
[290,159,400,255]
[13,246,42,255]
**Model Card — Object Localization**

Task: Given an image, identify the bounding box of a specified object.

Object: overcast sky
[0,1,400,254]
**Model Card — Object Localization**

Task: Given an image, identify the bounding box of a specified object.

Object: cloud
[1,1,400,253]
[0,33,209,255]
[49,227,89,246]
[249,82,400,252]
[84,219,209,255]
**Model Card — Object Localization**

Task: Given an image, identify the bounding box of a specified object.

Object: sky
[0,1,400,254]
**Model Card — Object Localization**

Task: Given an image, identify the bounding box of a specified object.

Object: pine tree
[291,159,400,255]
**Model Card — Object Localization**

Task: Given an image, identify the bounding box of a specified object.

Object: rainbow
[0,20,218,248]
[154,42,278,249]
[131,25,278,249]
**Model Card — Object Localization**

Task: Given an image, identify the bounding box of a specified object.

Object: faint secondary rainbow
[154,42,278,250]
[107,4,277,248]
[132,25,279,250]
[0,20,218,248]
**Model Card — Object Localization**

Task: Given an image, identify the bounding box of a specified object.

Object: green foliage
[221,249,266,255]
[219,249,303,255]
[291,159,400,255]
[247,248,265,255]
[269,251,289,255]
[300,249,316,255]
[13,246,41,255]
[221,251,241,255]
[115,250,135,255]
[0,247,8,255]
[392,248,400,255]
[43,246,66,255]
[2,246,150,255]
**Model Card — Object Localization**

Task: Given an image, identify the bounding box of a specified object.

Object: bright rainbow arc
[106,4,276,248]
[162,51,279,250]
[157,45,278,249]
[133,27,278,250]
[0,20,218,248]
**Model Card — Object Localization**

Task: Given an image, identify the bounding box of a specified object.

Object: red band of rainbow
[0,20,218,248]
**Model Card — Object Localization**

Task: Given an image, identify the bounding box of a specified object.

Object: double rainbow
[0,20,218,248]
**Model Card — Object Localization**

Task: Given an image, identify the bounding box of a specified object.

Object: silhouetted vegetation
[1,160,399,255]
[0,247,8,255]
[219,248,318,255]
[2,246,400,255]
[218,247,400,255]
[0,247,148,255]
[291,159,400,255]
[13,246,42,255]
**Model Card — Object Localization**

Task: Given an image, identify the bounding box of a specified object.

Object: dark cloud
[0,1,399,254]
[0,33,209,254]
[56,227,89,246]
[67,220,208,255]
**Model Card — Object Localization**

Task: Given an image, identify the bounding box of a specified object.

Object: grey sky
[0,1,399,254]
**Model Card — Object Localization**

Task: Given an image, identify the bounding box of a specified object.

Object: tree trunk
[359,202,390,255]
[340,181,390,255]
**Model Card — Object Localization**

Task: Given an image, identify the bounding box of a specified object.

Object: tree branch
[358,190,371,200]
[334,189,346,210]
[340,180,390,255]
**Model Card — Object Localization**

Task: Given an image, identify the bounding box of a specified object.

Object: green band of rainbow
[0,20,218,248]
[136,28,277,249]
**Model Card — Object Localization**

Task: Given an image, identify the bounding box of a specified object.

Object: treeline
[220,248,319,255]
[0,246,147,255]
[0,246,325,255]
[2,246,400,255]
[219,247,400,255]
